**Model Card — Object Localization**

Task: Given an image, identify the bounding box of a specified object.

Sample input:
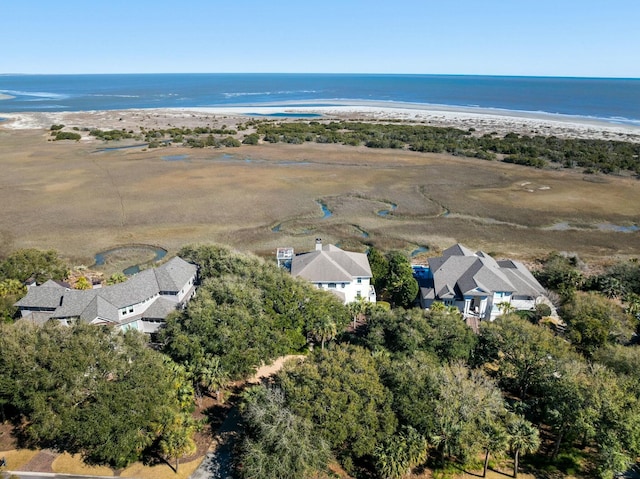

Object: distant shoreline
[2,102,639,142]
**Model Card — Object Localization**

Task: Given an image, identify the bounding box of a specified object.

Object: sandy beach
[2,101,640,142]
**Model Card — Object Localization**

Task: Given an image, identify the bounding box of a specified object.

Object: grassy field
[1,128,639,265]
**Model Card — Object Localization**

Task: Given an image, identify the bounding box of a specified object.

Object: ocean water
[1,73,639,125]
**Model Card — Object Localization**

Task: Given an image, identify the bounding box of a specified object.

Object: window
[328,283,336,289]
[444,299,455,306]
[357,278,362,284]
[121,311,126,316]
[341,283,346,288]
[356,291,362,298]
[128,307,134,313]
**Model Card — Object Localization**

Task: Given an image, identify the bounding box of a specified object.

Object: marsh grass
[92,246,163,276]
[1,133,638,263]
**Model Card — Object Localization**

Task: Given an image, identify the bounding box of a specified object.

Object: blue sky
[3,0,638,77]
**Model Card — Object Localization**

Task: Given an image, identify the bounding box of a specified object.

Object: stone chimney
[315,238,322,251]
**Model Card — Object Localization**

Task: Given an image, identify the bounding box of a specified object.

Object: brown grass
[51,452,115,476]
[0,449,39,470]
[119,458,202,479]
[1,127,639,265]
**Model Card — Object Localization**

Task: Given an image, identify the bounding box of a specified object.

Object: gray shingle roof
[99,269,160,308]
[79,296,120,324]
[291,244,372,283]
[425,244,544,301]
[154,256,196,292]
[52,289,99,319]
[497,260,545,297]
[142,297,179,320]
[14,286,65,309]
[16,256,197,327]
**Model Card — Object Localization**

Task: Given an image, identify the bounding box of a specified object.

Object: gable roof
[154,256,195,292]
[16,256,197,326]
[142,296,179,320]
[426,244,544,301]
[291,244,372,283]
[14,286,65,310]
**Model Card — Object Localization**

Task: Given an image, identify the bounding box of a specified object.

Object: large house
[15,256,197,333]
[290,239,376,304]
[415,244,545,320]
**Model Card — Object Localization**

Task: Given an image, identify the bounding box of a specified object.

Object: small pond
[93,143,148,153]
[353,225,369,238]
[596,223,639,233]
[162,154,190,162]
[410,246,429,257]
[94,245,167,275]
[377,203,397,217]
[317,200,332,219]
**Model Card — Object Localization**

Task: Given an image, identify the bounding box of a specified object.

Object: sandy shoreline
[1,101,640,142]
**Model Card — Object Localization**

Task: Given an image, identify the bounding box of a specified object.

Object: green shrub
[54,131,81,141]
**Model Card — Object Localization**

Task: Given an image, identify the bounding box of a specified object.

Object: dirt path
[189,355,305,479]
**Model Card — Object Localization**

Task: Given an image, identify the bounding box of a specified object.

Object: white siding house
[290,239,376,304]
[15,256,197,333]
[415,244,544,321]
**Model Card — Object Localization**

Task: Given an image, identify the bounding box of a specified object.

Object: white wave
[0,89,69,99]
[89,94,140,98]
[222,90,318,98]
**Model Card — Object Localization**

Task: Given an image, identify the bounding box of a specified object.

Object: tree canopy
[0,322,194,467]
[366,249,418,308]
[276,345,396,462]
[0,248,68,284]
[160,244,350,379]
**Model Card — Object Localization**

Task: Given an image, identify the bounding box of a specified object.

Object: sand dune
[2,102,639,143]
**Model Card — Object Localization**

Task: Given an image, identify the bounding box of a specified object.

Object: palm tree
[507,415,540,478]
[348,297,367,329]
[479,420,509,477]
[106,272,127,285]
[0,279,26,297]
[497,301,517,315]
[159,413,196,473]
[198,356,229,402]
[309,315,338,350]
[374,426,427,479]
[600,276,626,299]
[624,292,640,320]
[74,276,91,290]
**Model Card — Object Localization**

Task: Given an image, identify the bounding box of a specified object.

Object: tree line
[60,120,640,176]
[254,121,640,175]
[233,246,640,479]
[2,244,640,478]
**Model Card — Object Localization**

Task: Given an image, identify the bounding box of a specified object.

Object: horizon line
[2,72,639,81]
